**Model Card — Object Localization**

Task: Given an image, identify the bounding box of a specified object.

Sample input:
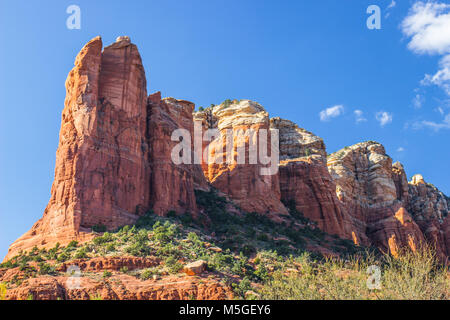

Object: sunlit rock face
[326,141,425,253]
[271,118,355,240]
[4,37,206,260]
[407,174,449,259]
[270,117,327,161]
[5,36,151,260]
[194,100,288,216]
[327,142,398,206]
[4,37,449,263]
[147,92,206,217]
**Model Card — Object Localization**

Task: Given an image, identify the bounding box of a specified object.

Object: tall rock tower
[6,37,153,259]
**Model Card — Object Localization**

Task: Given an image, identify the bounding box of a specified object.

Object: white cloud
[436,106,445,114]
[376,111,393,126]
[413,113,450,131]
[412,93,425,108]
[385,0,397,18]
[354,110,367,123]
[401,1,450,55]
[387,0,396,10]
[397,147,405,152]
[319,105,344,121]
[421,54,450,95]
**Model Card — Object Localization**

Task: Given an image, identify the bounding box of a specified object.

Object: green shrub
[57,251,70,262]
[222,99,232,108]
[105,243,116,253]
[67,240,78,248]
[38,262,55,275]
[93,232,114,245]
[140,269,155,280]
[167,210,177,218]
[232,277,252,298]
[134,211,155,229]
[74,247,88,259]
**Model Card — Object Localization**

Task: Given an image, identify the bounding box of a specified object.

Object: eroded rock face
[4,36,449,264]
[195,100,288,215]
[6,36,152,260]
[327,142,425,253]
[407,174,449,259]
[147,92,205,216]
[270,117,326,161]
[5,37,206,261]
[327,142,398,205]
[271,118,355,240]
[392,162,410,204]
[279,157,356,240]
[4,274,232,300]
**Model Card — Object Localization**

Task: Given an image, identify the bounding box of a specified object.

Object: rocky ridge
[3,36,449,266]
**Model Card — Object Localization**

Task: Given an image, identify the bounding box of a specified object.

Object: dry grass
[0,283,6,300]
[259,246,449,300]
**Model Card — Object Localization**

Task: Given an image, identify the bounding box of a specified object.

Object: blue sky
[1,0,449,259]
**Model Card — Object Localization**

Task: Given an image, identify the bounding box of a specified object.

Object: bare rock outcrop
[4,273,233,300]
[5,37,206,261]
[392,162,409,204]
[407,174,449,259]
[279,157,356,240]
[4,36,449,265]
[6,36,152,260]
[327,142,398,205]
[195,100,288,215]
[327,141,425,253]
[271,118,356,241]
[147,92,205,216]
[270,117,326,161]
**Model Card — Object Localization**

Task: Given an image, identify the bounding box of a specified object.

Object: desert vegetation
[0,189,448,300]
[259,246,448,300]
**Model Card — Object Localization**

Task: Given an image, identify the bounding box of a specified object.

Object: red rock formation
[56,256,160,272]
[327,142,426,253]
[195,100,288,215]
[407,174,449,260]
[4,36,449,265]
[6,35,153,261]
[147,92,204,216]
[5,37,206,261]
[269,118,356,240]
[392,162,409,204]
[278,157,357,240]
[3,273,233,300]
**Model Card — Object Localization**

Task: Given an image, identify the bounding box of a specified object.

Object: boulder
[183,260,207,276]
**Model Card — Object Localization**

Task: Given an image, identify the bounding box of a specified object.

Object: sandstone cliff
[270,117,327,161]
[147,92,204,216]
[270,118,355,240]
[327,142,428,255]
[6,36,152,260]
[4,37,204,261]
[4,37,449,264]
[407,174,449,259]
[194,100,288,216]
